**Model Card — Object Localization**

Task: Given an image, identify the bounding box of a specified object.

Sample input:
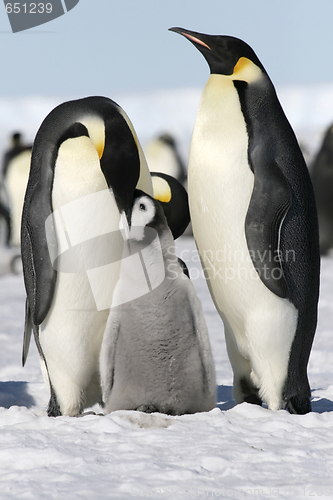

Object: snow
[1,87,333,498]
[0,236,333,499]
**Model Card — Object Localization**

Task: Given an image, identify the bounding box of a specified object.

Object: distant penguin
[311,123,333,255]
[100,190,215,415]
[1,132,32,246]
[170,28,320,414]
[145,133,187,184]
[151,171,190,239]
[21,96,153,417]
[0,199,10,246]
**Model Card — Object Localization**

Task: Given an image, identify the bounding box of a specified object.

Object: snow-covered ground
[0,236,332,500]
[1,87,333,498]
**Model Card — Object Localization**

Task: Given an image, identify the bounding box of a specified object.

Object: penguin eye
[139,203,146,211]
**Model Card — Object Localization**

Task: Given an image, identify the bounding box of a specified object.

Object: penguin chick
[100,191,215,415]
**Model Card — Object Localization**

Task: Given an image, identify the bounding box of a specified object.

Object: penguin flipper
[100,313,120,405]
[21,147,58,327]
[178,257,190,278]
[245,160,291,299]
[22,299,32,367]
[185,282,215,399]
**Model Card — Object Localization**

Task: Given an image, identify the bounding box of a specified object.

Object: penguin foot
[239,377,262,406]
[244,394,262,406]
[75,411,103,418]
[136,404,159,414]
[47,390,62,417]
[287,396,311,415]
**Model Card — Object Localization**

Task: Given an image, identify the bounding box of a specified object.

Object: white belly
[39,136,121,414]
[188,75,298,409]
[6,150,31,246]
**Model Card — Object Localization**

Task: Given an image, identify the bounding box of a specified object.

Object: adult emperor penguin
[311,123,333,255]
[100,190,215,415]
[145,133,187,184]
[169,28,320,414]
[151,171,190,240]
[1,133,32,246]
[21,96,153,417]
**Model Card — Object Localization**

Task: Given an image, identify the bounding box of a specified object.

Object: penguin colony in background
[0,133,32,247]
[170,28,320,414]
[100,190,215,415]
[21,30,320,417]
[311,123,333,255]
[145,133,187,185]
[21,96,191,417]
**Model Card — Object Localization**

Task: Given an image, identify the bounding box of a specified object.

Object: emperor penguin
[1,133,32,247]
[145,133,187,184]
[100,190,215,415]
[311,123,333,255]
[170,28,320,414]
[151,171,190,240]
[21,96,153,417]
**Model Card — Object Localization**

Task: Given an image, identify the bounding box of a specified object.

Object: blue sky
[0,0,333,97]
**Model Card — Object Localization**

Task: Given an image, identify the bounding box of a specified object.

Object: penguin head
[151,172,190,239]
[129,189,170,242]
[169,27,265,84]
[84,100,142,223]
[34,97,144,225]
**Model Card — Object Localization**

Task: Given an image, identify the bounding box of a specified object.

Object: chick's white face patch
[130,196,156,240]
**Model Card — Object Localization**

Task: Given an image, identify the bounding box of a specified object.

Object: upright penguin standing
[21,96,153,417]
[311,123,333,255]
[100,190,215,415]
[1,132,32,246]
[170,28,320,414]
[145,133,187,184]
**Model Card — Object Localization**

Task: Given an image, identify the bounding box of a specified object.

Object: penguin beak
[169,27,212,54]
[169,27,238,76]
[124,205,132,227]
[99,113,141,232]
[112,190,133,227]
[119,210,131,241]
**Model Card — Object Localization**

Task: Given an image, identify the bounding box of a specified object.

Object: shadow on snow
[0,381,35,409]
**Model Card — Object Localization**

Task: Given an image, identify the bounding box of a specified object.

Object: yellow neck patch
[152,176,172,203]
[80,116,105,159]
[232,57,262,83]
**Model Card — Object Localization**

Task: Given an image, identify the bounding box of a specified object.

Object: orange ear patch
[233,57,251,75]
[152,176,172,203]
